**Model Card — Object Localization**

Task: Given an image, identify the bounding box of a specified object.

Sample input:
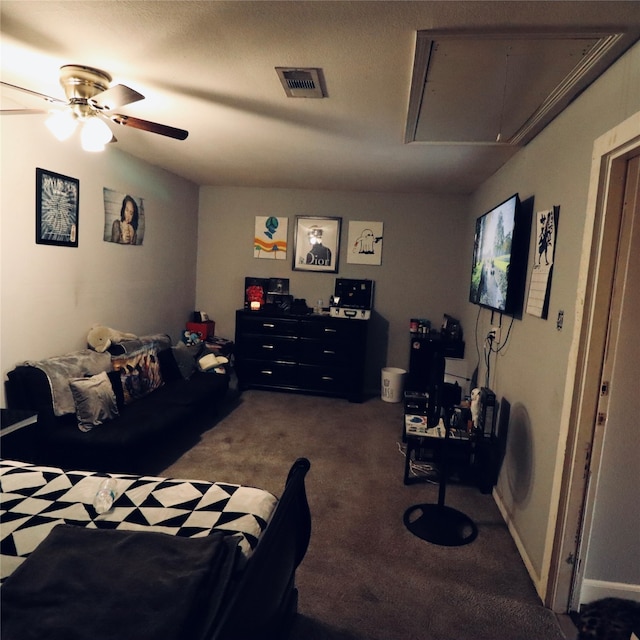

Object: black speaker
[408,335,445,392]
[478,388,496,437]
[407,335,446,425]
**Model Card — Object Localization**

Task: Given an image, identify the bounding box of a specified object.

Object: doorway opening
[547,113,640,613]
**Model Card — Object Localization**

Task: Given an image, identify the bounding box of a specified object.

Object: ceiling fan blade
[109,113,188,140]
[0,81,66,105]
[89,84,144,111]
[1,108,49,115]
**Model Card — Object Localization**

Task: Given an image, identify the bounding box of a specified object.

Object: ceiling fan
[1,64,188,150]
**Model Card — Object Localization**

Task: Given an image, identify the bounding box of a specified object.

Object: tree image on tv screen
[470,208,513,312]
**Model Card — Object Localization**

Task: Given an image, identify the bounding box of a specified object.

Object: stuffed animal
[87,325,137,352]
[470,387,481,429]
[182,330,202,346]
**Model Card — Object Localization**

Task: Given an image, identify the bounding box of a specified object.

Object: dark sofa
[4,335,230,472]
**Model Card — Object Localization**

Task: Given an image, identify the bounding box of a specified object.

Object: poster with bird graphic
[254,216,288,259]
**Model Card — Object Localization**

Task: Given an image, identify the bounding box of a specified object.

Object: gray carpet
[161,389,566,640]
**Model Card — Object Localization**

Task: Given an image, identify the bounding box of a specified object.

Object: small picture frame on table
[292,216,341,273]
[35,168,79,247]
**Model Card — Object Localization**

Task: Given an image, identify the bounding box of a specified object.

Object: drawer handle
[260,370,274,376]
[262,323,275,328]
[262,344,275,349]
[321,376,334,381]
[323,350,336,355]
[324,327,337,334]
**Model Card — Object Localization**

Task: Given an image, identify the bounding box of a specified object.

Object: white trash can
[381,367,406,403]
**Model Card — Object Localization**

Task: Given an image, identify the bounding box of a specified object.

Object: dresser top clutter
[243,276,374,317]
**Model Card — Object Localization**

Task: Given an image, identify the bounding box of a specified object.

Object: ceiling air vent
[276,67,326,98]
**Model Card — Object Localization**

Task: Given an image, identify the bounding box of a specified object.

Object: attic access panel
[406,29,639,146]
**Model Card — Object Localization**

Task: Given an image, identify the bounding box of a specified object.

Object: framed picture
[254,216,288,259]
[347,220,384,265]
[35,168,79,247]
[103,188,145,245]
[292,216,341,273]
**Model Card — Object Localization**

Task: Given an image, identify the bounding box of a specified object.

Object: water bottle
[93,478,117,514]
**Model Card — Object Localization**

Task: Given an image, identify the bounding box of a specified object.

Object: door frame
[545,112,640,612]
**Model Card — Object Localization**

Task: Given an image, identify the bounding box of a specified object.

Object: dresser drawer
[298,364,351,394]
[298,317,364,341]
[237,314,299,337]
[238,360,299,387]
[298,339,350,365]
[236,335,298,362]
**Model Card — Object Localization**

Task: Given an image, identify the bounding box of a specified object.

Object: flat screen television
[469,193,525,315]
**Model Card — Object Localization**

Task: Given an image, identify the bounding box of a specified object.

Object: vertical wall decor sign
[292,216,341,273]
[526,206,559,318]
[103,188,145,245]
[347,221,384,265]
[254,216,288,259]
[35,168,79,247]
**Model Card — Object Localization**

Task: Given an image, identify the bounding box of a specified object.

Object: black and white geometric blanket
[0,459,277,584]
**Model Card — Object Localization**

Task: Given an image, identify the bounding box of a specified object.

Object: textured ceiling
[1,1,639,194]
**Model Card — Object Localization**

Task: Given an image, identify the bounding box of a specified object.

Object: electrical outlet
[490,326,501,344]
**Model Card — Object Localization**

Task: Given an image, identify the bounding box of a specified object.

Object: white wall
[459,42,640,597]
[1,117,200,406]
[195,187,470,393]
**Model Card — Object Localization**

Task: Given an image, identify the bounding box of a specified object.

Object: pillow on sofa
[69,371,119,432]
[170,344,202,380]
[112,344,164,405]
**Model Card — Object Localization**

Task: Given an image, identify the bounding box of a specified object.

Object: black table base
[403,503,478,546]
[404,409,478,547]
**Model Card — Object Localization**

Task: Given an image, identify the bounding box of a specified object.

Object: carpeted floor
[160,389,568,640]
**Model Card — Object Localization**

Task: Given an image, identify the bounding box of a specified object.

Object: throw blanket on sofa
[108,333,172,356]
[22,350,112,416]
[0,459,277,583]
[110,334,174,403]
[1,525,239,640]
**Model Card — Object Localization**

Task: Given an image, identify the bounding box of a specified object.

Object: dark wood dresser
[235,309,368,402]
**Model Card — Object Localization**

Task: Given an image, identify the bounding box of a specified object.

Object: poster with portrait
[103,188,145,245]
[347,221,383,265]
[292,216,341,273]
[254,216,288,259]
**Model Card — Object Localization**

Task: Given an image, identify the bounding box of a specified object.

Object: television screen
[469,194,520,314]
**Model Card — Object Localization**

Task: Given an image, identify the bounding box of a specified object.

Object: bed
[0,457,311,640]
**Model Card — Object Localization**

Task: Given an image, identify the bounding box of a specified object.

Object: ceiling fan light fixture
[45,110,77,141]
[2,64,188,147]
[80,116,112,152]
